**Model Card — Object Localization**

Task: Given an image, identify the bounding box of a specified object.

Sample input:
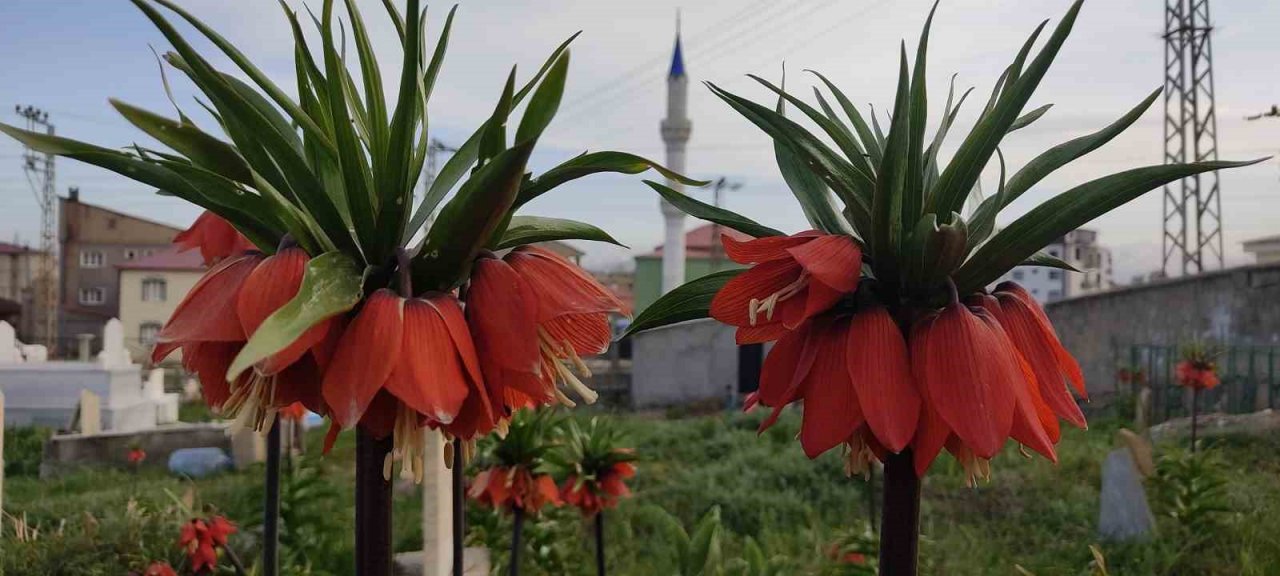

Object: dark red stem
[356,430,394,576]
[878,450,920,575]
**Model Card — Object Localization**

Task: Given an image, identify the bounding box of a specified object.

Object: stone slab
[41,422,235,477]
[1098,448,1155,542]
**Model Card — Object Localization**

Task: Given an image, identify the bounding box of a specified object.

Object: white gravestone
[0,321,17,364]
[421,430,453,576]
[1098,449,1156,541]
[97,319,134,368]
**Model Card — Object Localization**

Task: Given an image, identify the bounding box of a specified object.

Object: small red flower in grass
[321,289,489,481]
[143,561,178,576]
[470,466,562,513]
[1176,360,1219,390]
[710,231,861,344]
[178,515,236,574]
[466,246,627,423]
[128,448,147,464]
[173,211,256,266]
[152,246,328,429]
[561,461,636,517]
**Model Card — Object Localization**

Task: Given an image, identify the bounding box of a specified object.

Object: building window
[142,249,155,258]
[79,287,106,305]
[124,248,138,260]
[1048,270,1062,280]
[142,278,167,302]
[1012,270,1025,280]
[80,250,105,268]
[1048,248,1059,257]
[139,322,162,346]
[1048,289,1062,300]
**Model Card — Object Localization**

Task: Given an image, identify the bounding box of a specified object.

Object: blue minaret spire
[669,10,686,78]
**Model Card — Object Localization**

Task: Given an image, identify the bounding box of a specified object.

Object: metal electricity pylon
[16,105,58,350]
[1162,0,1223,276]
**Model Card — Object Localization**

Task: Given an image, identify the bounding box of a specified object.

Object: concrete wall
[1045,263,1280,395]
[0,362,145,429]
[119,268,202,363]
[631,318,739,409]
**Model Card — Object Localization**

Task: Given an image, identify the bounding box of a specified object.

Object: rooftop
[117,246,205,272]
[0,241,41,255]
[643,223,754,258]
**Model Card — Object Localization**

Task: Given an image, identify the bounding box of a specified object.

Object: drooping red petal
[236,247,331,375]
[541,312,613,356]
[720,232,816,264]
[154,254,259,357]
[734,323,789,345]
[384,297,473,424]
[181,341,241,409]
[785,234,861,293]
[356,390,400,440]
[846,305,920,453]
[799,319,863,459]
[756,323,819,431]
[997,282,1086,398]
[468,257,540,375]
[321,289,404,427]
[507,246,626,319]
[273,354,325,414]
[709,259,803,327]
[977,310,1057,462]
[174,211,255,266]
[993,292,1086,429]
[916,303,1015,459]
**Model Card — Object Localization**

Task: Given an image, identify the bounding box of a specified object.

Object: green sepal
[514,151,708,209]
[620,270,743,339]
[226,252,365,381]
[644,181,783,239]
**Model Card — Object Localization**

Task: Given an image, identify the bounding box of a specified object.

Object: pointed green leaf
[871,46,913,282]
[1008,103,1053,133]
[904,2,937,230]
[496,215,624,249]
[807,70,882,166]
[645,180,783,239]
[227,252,364,381]
[515,50,570,144]
[1023,251,1079,272]
[621,270,742,339]
[109,100,253,185]
[955,159,1264,293]
[1003,88,1161,206]
[515,151,707,208]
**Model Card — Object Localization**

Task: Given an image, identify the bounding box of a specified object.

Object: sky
[1,0,1277,282]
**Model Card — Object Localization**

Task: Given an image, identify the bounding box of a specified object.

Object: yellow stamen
[537,328,599,405]
[842,435,878,479]
[384,404,427,483]
[223,372,279,435]
[746,271,811,326]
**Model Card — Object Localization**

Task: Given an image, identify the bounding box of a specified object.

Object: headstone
[229,427,266,468]
[1,390,6,522]
[20,345,47,363]
[1098,449,1156,541]
[145,368,166,399]
[168,447,233,478]
[78,390,102,435]
[0,321,16,364]
[77,334,96,362]
[97,318,133,368]
[421,430,452,576]
[183,378,201,402]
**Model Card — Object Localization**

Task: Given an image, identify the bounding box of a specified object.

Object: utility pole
[16,105,58,352]
[1162,0,1223,277]
[707,177,742,272]
[424,138,458,191]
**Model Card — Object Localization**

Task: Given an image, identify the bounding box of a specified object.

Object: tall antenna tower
[16,105,58,351]
[1162,0,1223,276]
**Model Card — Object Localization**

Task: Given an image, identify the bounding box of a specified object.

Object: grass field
[4,405,1279,575]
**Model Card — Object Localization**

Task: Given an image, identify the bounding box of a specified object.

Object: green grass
[5,409,1279,575]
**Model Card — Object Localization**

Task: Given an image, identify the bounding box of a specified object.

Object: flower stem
[356,429,394,576]
[263,420,281,576]
[453,438,465,576]
[1190,388,1199,453]
[879,450,920,576]
[510,507,525,576]
[595,511,606,576]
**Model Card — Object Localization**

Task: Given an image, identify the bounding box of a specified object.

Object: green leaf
[226,251,364,381]
[871,45,913,283]
[644,180,783,239]
[923,76,974,197]
[320,0,378,259]
[515,50,570,144]
[413,141,536,291]
[747,75,874,182]
[928,0,1082,217]
[495,215,624,249]
[1003,88,1161,206]
[142,0,333,153]
[1009,103,1053,133]
[904,2,937,231]
[807,70,882,166]
[621,270,742,339]
[706,82,871,231]
[515,151,707,208]
[1022,251,1079,272]
[109,99,253,185]
[964,147,1007,252]
[776,140,853,234]
[374,0,426,260]
[955,159,1264,293]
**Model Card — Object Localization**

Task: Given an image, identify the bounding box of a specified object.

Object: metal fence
[1117,344,1280,425]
